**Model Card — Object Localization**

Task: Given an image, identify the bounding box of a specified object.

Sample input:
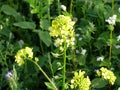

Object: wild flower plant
[50,15,76,90]
[6,66,20,90]
[15,47,58,90]
[106,14,117,61]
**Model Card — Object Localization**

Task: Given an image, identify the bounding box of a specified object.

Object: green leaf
[38,31,52,47]
[1,5,18,17]
[40,19,50,30]
[100,60,111,67]
[45,82,55,90]
[13,21,36,29]
[91,78,108,88]
[77,54,86,65]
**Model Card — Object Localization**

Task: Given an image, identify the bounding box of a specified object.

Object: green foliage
[1,5,18,17]
[91,78,108,89]
[0,0,120,90]
[13,21,36,29]
[36,30,52,47]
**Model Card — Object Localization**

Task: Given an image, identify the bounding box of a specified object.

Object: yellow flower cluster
[50,15,75,51]
[70,70,91,90]
[15,47,33,66]
[97,67,116,85]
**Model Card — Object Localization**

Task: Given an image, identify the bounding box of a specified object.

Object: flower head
[81,48,87,55]
[97,67,116,85]
[50,15,76,51]
[106,15,117,25]
[6,71,13,79]
[15,47,33,66]
[70,70,91,90]
[97,56,104,61]
[61,5,66,11]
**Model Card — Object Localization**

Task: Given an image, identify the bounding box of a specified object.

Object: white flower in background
[117,35,120,41]
[75,49,80,54]
[105,15,117,25]
[79,37,83,41]
[110,67,115,71]
[94,69,99,73]
[114,45,120,49]
[72,17,78,22]
[118,8,120,13]
[97,56,104,61]
[76,33,80,37]
[18,40,24,47]
[61,5,66,11]
[81,48,87,55]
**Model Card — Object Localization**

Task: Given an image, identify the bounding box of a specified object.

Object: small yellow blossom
[70,70,91,90]
[15,47,33,66]
[97,67,116,85]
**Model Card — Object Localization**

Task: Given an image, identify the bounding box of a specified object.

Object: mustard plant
[50,15,75,90]
[15,47,58,90]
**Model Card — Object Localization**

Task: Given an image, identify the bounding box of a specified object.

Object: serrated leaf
[91,78,108,88]
[38,31,52,47]
[1,5,18,17]
[13,21,36,29]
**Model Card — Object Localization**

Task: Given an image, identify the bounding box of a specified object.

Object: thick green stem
[29,60,58,90]
[70,0,73,15]
[62,42,67,90]
[57,0,60,15]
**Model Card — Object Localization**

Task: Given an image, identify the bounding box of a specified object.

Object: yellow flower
[97,67,116,85]
[15,47,33,66]
[50,15,76,51]
[70,70,91,90]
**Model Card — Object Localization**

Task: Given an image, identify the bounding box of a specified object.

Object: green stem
[109,30,112,61]
[48,53,54,77]
[48,0,50,24]
[57,0,60,15]
[70,0,73,15]
[62,42,67,90]
[29,60,58,90]
[112,0,114,14]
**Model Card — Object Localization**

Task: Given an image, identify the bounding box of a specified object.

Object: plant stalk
[62,42,67,90]
[29,60,58,90]
[57,0,60,15]
[109,30,112,61]
[70,0,73,15]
